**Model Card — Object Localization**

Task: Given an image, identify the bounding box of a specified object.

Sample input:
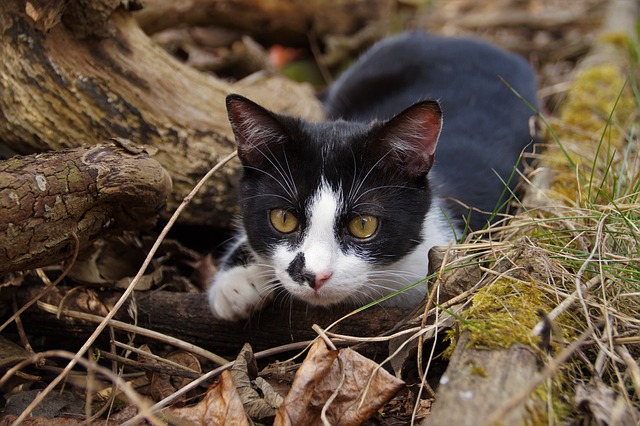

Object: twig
[87,327,120,423]
[616,344,640,396]
[99,350,200,379]
[11,295,35,356]
[575,214,609,331]
[0,233,79,333]
[37,301,229,366]
[307,30,333,85]
[417,242,453,385]
[326,325,423,343]
[312,324,337,351]
[321,354,344,426]
[113,341,202,377]
[0,350,162,425]
[532,275,601,336]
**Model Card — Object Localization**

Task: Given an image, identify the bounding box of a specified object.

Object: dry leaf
[0,334,29,370]
[2,389,83,419]
[138,346,201,402]
[231,343,279,420]
[167,370,250,425]
[255,377,285,410]
[275,339,405,426]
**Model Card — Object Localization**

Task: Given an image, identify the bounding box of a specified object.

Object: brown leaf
[138,346,201,402]
[0,334,29,370]
[2,389,83,419]
[167,370,250,425]
[231,343,279,420]
[275,339,405,426]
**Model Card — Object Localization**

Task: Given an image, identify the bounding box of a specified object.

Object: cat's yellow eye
[348,215,378,239]
[270,209,299,233]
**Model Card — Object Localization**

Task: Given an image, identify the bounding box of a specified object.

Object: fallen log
[0,0,324,227]
[426,332,540,425]
[0,142,171,273]
[15,284,412,357]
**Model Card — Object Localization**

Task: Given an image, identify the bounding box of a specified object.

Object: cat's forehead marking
[301,180,342,271]
[305,180,340,238]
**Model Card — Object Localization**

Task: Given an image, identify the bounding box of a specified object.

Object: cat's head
[226,94,442,306]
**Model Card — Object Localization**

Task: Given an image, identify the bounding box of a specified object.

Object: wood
[134,0,395,46]
[16,284,413,357]
[0,142,171,273]
[425,332,540,426]
[0,0,324,227]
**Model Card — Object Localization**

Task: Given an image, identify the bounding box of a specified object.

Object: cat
[208,32,538,321]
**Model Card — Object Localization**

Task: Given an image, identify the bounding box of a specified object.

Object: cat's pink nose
[314,271,333,290]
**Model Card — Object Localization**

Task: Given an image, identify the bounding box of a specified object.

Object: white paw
[207,264,274,321]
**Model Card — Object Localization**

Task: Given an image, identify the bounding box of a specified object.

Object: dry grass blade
[0,233,79,333]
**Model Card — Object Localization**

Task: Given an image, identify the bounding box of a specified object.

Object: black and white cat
[208,32,538,320]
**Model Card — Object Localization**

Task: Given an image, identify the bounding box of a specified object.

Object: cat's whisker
[352,184,417,207]
[260,145,299,202]
[242,165,296,202]
[241,193,292,203]
[349,150,395,206]
[346,147,359,207]
[282,150,298,198]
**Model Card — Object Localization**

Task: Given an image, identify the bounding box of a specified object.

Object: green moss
[461,277,550,350]
[546,62,636,205]
[469,363,488,378]
[557,65,632,140]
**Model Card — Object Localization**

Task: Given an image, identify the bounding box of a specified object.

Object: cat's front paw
[207,265,274,321]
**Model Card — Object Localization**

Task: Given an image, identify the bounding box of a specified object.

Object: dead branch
[0,142,171,273]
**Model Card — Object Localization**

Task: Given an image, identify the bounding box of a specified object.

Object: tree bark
[0,0,324,227]
[133,0,395,46]
[0,141,172,273]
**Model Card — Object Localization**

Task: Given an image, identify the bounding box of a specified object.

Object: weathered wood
[425,332,540,426]
[16,284,413,357]
[0,142,171,273]
[134,0,394,46]
[0,0,324,227]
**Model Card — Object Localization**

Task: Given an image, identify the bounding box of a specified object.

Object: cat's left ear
[374,100,442,178]
[226,94,288,168]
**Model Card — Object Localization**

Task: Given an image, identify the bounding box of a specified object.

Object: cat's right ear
[374,100,442,180]
[226,94,288,167]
